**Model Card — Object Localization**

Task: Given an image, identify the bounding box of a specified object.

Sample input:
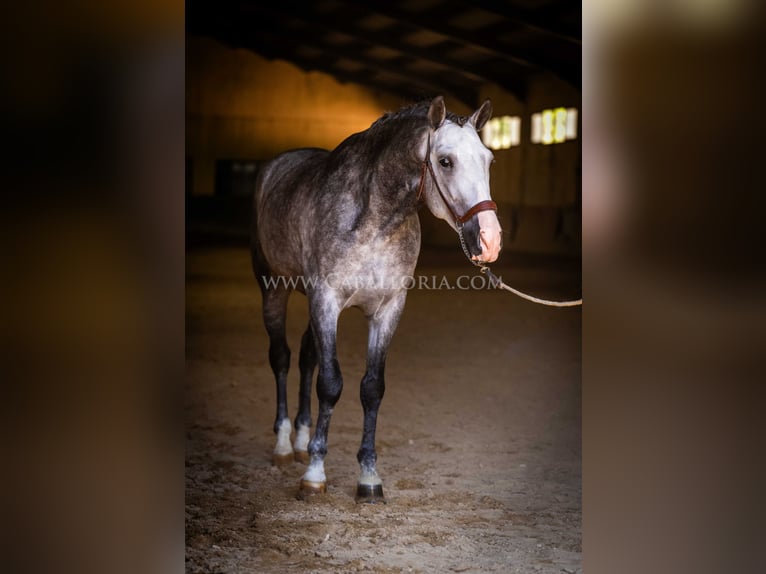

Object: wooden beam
[455,0,581,45]
[252,13,478,104]
[251,2,527,100]
[189,12,434,103]
[290,39,478,107]
[204,8,479,107]
[353,0,579,87]
[231,28,477,108]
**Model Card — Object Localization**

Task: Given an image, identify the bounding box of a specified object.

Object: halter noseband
[417,131,497,227]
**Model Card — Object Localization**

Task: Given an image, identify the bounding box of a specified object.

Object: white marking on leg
[358,468,382,486]
[303,459,326,483]
[294,424,311,452]
[273,419,293,456]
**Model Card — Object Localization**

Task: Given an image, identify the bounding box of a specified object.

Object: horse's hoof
[293,450,310,464]
[297,479,327,500]
[355,483,386,504]
[272,452,294,467]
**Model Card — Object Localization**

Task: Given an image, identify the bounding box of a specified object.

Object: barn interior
[186,0,581,257]
[186,2,581,572]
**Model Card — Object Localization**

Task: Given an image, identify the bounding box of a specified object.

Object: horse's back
[256,148,328,203]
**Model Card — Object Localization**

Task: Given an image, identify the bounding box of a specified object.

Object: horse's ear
[428,96,446,130]
[470,99,493,131]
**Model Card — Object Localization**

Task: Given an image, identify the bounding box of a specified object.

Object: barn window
[481,115,521,150]
[531,107,578,144]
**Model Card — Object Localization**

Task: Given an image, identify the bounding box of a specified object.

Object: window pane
[566,108,578,140]
[542,110,554,145]
[554,107,567,143]
[531,113,542,143]
[490,118,501,149]
[481,121,493,148]
[500,116,512,148]
[510,116,520,146]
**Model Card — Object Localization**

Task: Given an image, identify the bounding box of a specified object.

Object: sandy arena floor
[186,245,581,573]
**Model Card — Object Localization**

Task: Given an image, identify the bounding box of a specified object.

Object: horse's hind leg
[262,286,293,466]
[356,292,407,504]
[298,295,342,498]
[293,323,316,463]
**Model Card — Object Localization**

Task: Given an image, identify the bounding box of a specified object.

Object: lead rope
[456,225,582,307]
[422,131,582,308]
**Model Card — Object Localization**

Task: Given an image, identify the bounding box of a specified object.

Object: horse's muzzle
[461,210,502,263]
[476,210,502,262]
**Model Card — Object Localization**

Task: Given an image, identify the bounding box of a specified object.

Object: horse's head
[421,96,503,263]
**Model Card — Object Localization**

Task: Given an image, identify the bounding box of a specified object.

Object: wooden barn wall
[187,36,579,255]
[187,36,459,198]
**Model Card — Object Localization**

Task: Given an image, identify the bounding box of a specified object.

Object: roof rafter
[187,0,581,103]
[253,3,527,100]
[454,0,581,45]
[355,0,579,87]
[240,9,479,106]
[231,31,475,107]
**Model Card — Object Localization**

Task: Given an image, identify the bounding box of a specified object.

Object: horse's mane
[369,100,469,131]
[327,100,469,174]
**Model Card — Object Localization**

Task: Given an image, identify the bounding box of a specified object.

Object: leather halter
[417,131,497,227]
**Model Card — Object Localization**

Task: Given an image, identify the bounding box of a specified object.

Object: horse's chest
[329,248,415,310]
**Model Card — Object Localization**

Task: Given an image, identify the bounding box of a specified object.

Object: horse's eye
[438,157,453,168]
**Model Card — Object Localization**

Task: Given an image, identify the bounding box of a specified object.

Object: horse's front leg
[356,292,407,504]
[298,293,342,498]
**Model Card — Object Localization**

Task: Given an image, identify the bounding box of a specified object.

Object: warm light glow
[500,117,512,148]
[482,115,521,150]
[509,116,520,146]
[542,109,554,144]
[566,108,578,139]
[554,107,567,143]
[491,118,502,149]
[481,119,493,146]
[532,107,578,145]
[531,113,542,143]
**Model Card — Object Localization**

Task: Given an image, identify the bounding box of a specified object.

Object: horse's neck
[324,121,425,234]
[367,126,424,210]
[364,164,420,230]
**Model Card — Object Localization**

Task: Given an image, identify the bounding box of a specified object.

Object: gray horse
[250,96,502,503]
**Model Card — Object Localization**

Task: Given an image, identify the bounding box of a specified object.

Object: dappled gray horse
[250,96,502,503]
